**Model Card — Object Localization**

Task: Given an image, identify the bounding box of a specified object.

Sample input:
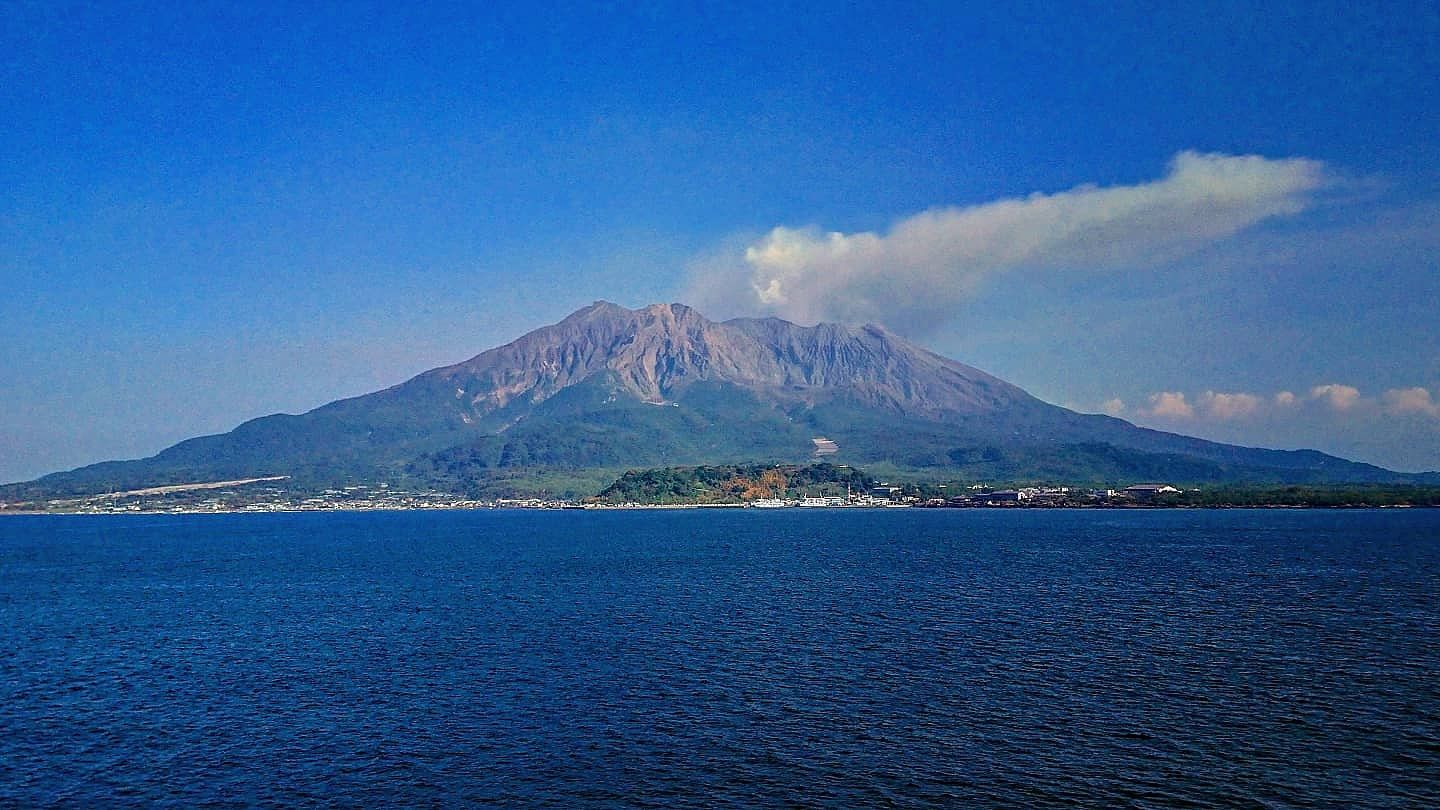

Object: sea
[1,508,1437,808]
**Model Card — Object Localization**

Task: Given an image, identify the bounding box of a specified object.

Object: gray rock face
[426,301,1035,421]
[8,301,1425,498]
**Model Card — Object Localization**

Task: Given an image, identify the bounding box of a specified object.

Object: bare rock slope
[7,302,1422,497]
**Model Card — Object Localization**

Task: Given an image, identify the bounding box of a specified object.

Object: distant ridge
[5,302,1433,499]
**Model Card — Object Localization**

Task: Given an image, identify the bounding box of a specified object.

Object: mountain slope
[5,302,1430,498]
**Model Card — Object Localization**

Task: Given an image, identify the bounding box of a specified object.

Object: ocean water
[1,508,1437,807]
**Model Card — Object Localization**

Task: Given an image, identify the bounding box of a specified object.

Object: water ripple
[2,508,1437,807]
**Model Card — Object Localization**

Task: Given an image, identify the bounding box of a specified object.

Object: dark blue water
[2,509,1437,807]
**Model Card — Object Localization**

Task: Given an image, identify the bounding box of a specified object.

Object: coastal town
[2,479,1293,515]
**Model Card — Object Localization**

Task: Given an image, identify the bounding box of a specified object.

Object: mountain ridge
[417,301,1035,419]
[5,301,1434,499]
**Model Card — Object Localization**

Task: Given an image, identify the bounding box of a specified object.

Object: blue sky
[3,1,1438,481]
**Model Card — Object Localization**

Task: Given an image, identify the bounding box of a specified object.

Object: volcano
[6,302,1421,498]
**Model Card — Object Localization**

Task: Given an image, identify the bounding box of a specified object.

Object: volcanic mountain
[6,302,1422,498]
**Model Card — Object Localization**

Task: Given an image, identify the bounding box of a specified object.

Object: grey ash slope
[6,302,1424,497]
[434,301,1032,417]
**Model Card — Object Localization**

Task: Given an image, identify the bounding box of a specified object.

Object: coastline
[3,502,1433,517]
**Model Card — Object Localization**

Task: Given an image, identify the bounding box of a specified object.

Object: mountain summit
[427,301,1033,420]
[5,302,1419,498]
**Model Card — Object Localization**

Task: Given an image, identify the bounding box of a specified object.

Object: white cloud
[688,150,1330,330]
[1143,391,1195,419]
[1199,391,1262,420]
[1383,387,1440,417]
[1132,382,1440,423]
[1121,384,1437,472]
[1310,383,1362,411]
[1100,397,1126,417]
[1138,390,1262,421]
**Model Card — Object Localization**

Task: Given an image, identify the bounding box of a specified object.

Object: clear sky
[3,0,1438,482]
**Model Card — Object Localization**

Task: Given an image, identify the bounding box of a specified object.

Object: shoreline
[3,502,1434,517]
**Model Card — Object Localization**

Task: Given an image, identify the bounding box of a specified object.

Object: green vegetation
[596,463,874,504]
[593,466,1440,507]
[430,466,626,501]
[9,373,1435,503]
[9,301,1439,504]
[7,463,1439,512]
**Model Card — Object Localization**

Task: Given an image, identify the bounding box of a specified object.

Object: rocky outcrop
[423,301,1036,422]
[7,301,1422,497]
